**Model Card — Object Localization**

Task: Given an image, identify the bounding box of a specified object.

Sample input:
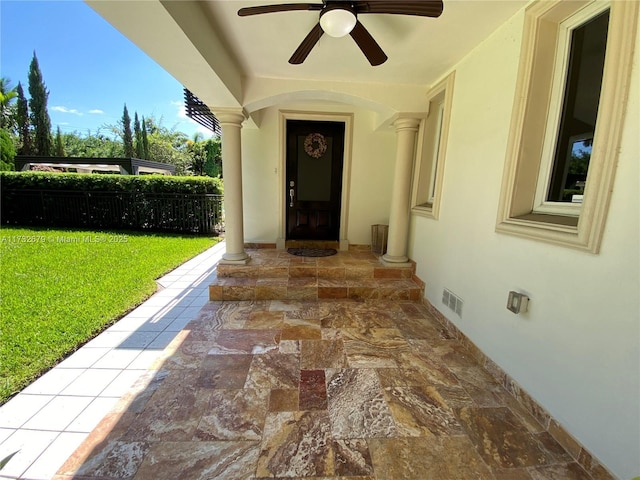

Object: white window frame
[495,0,638,253]
[412,71,455,219]
[533,1,610,217]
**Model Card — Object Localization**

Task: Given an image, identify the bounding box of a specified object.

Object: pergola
[15,156,176,175]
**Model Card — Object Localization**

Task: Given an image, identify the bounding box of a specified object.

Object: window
[496,0,637,253]
[534,5,609,215]
[412,71,455,219]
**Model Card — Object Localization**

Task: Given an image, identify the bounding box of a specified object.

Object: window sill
[515,212,579,228]
[495,213,599,252]
[412,204,435,219]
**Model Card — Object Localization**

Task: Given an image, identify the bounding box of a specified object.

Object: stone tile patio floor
[1,242,596,479]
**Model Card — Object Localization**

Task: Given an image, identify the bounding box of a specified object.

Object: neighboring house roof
[14,156,176,175]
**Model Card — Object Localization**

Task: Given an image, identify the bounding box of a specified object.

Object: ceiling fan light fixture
[319,7,357,37]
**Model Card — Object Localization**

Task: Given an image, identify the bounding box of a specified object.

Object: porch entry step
[211,248,424,301]
[285,240,340,250]
[209,277,423,301]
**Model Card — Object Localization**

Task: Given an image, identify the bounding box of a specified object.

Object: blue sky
[0,0,208,139]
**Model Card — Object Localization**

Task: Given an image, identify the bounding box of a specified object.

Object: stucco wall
[241,103,397,246]
[408,9,640,479]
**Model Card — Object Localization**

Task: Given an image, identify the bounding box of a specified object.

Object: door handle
[289,180,295,207]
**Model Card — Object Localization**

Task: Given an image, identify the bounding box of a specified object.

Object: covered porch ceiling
[87,0,527,125]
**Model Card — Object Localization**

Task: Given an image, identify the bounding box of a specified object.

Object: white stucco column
[216,109,250,264]
[382,117,420,264]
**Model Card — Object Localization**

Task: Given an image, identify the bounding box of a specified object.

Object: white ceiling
[201,0,528,86]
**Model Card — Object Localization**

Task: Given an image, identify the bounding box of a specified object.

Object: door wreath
[303,133,327,159]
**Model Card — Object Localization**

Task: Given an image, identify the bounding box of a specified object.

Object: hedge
[0,171,223,194]
[1,172,224,234]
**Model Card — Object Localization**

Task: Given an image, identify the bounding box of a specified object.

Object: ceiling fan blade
[289,23,324,64]
[354,1,443,17]
[238,3,322,17]
[349,20,387,66]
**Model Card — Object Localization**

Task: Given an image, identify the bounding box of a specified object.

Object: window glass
[547,10,609,203]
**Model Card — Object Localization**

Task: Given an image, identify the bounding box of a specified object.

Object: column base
[381,253,410,266]
[220,252,251,265]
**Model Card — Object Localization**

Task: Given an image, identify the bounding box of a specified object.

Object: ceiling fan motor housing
[319,3,358,37]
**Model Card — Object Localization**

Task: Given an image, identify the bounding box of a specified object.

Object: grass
[0,227,218,404]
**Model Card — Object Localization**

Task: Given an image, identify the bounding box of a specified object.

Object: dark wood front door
[286,120,345,240]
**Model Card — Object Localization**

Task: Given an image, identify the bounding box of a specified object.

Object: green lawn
[0,227,218,404]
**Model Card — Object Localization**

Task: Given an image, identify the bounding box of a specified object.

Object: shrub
[0,171,223,194]
[0,130,15,171]
[0,172,224,234]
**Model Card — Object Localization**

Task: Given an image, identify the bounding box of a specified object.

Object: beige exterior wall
[241,103,397,246]
[408,9,639,479]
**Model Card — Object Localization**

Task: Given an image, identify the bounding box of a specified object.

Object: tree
[28,52,52,156]
[15,82,31,155]
[0,129,16,170]
[54,126,65,157]
[62,130,123,158]
[141,116,150,160]
[186,132,206,175]
[134,112,144,159]
[204,137,222,177]
[0,77,17,129]
[121,104,134,157]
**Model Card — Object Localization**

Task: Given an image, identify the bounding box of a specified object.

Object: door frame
[277,110,354,250]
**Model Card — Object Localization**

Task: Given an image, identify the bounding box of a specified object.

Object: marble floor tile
[383,385,464,437]
[326,369,396,439]
[269,389,299,412]
[195,388,268,441]
[527,462,593,480]
[300,339,347,369]
[368,436,494,480]
[458,406,556,468]
[256,411,334,478]
[245,351,300,389]
[342,328,408,368]
[56,298,589,480]
[299,369,328,411]
[207,329,281,355]
[72,439,150,479]
[244,311,285,329]
[333,438,374,477]
[134,441,260,480]
[451,365,506,407]
[197,354,253,389]
[123,372,210,442]
[281,325,322,340]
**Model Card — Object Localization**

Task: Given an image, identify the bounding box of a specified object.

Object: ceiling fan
[238,1,444,66]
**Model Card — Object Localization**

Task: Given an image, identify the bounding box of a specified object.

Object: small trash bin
[371,224,388,255]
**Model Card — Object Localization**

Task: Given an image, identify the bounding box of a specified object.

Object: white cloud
[171,99,215,137]
[171,100,187,119]
[196,124,214,136]
[88,109,104,115]
[51,106,83,115]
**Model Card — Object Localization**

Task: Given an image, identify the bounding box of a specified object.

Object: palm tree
[0,77,17,129]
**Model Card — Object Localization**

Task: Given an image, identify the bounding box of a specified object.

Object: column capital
[213,108,247,126]
[393,117,421,132]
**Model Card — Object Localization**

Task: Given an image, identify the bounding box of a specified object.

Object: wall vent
[442,288,463,317]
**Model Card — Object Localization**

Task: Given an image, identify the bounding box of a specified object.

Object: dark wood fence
[1,189,224,234]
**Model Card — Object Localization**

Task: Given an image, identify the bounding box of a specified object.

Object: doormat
[287,248,338,257]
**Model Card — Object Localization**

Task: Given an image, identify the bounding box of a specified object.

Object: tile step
[209,277,424,301]
[216,263,415,280]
